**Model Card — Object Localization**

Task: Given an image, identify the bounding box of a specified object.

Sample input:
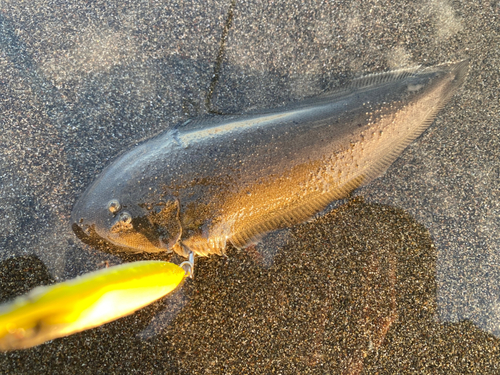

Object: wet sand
[1,0,499,373]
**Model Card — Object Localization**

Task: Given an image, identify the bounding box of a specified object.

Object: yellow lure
[0,260,185,351]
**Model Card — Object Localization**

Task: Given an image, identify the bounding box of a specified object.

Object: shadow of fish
[71,60,469,257]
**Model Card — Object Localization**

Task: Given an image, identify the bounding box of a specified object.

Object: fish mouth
[71,219,171,254]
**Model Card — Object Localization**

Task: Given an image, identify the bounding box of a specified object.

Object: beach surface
[0,0,499,373]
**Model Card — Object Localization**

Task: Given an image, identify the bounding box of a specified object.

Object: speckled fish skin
[71,60,469,257]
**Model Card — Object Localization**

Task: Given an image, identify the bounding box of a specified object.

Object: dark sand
[1,0,499,373]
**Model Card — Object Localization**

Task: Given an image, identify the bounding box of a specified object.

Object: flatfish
[71,60,469,257]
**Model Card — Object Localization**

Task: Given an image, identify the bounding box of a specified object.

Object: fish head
[72,186,182,253]
[71,139,182,254]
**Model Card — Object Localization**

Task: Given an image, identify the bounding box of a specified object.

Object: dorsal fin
[348,65,421,89]
[238,65,426,116]
[173,65,425,134]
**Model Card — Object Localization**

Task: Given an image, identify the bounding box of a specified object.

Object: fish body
[71,60,469,257]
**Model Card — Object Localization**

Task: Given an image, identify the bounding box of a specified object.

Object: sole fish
[71,60,469,257]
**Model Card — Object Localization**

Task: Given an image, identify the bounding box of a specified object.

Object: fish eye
[107,199,121,214]
[118,211,132,224]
